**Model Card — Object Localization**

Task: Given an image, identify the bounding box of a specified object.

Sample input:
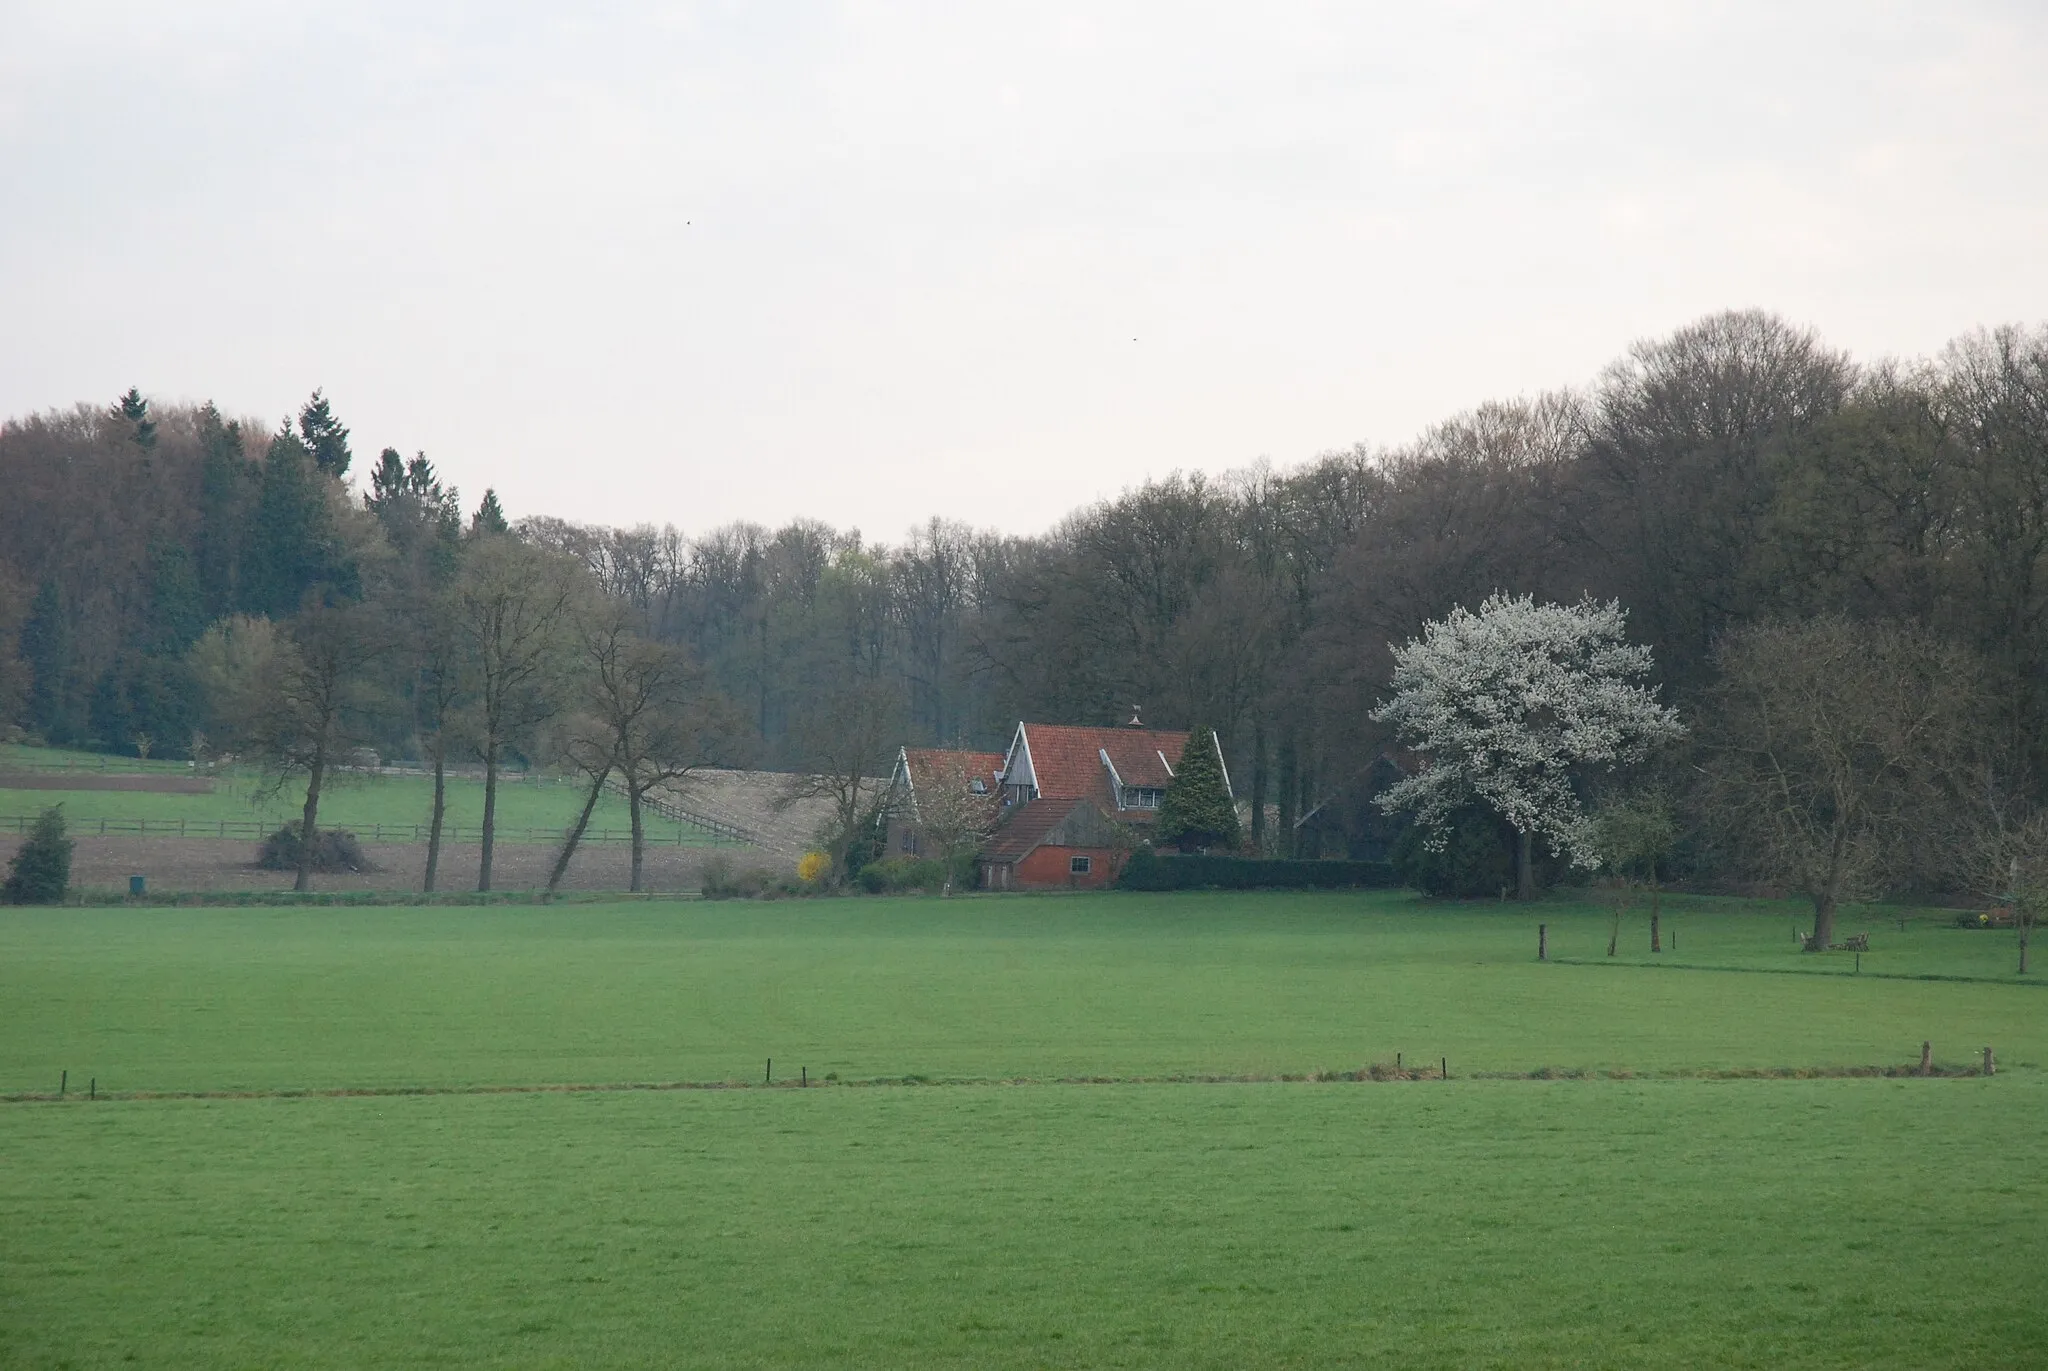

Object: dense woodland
[4,310,2047,901]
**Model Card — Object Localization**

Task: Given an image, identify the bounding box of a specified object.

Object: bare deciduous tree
[779,677,898,881]
[1699,617,1980,950]
[905,751,999,894]
[201,603,391,891]
[1969,808,2048,976]
[451,536,582,891]
[548,600,738,892]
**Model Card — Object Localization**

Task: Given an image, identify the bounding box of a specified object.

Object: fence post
[1538,924,1547,961]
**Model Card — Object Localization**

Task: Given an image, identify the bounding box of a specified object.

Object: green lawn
[5,892,2045,1367]
[0,768,710,844]
[2,893,2037,1096]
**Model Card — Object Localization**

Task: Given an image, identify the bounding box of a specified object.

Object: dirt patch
[0,834,768,895]
[0,772,215,794]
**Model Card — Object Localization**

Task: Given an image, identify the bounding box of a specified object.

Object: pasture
[0,765,706,845]
[5,891,2045,1367]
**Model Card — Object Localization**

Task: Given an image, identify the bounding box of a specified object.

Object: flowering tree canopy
[1371,594,1683,888]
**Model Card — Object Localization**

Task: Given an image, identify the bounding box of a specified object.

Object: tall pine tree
[297,390,352,477]
[114,386,156,449]
[194,404,253,617]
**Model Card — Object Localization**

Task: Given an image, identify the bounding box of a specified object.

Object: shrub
[1390,807,1517,898]
[700,854,791,899]
[796,851,829,884]
[256,824,372,874]
[858,856,950,894]
[3,805,73,904]
[1117,848,1397,891]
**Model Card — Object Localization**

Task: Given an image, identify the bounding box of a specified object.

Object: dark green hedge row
[1118,849,1399,891]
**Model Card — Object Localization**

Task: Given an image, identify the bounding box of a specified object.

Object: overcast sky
[3,2,2044,539]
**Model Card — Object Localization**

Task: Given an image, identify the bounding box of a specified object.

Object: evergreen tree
[2,805,72,905]
[297,390,352,477]
[20,580,71,742]
[114,386,156,449]
[367,447,408,509]
[245,430,337,617]
[1155,726,1241,852]
[471,488,509,536]
[146,540,208,654]
[194,405,252,617]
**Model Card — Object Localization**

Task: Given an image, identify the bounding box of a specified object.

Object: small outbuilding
[978,798,1127,890]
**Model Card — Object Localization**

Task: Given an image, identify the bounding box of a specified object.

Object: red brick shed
[979,798,1127,890]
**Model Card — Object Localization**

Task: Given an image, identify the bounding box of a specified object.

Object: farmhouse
[977,718,1233,889]
[881,746,1005,859]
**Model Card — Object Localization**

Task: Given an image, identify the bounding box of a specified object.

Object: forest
[3,309,2046,904]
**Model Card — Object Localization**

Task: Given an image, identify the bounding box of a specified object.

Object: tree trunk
[1650,884,1663,952]
[628,781,646,893]
[294,747,327,893]
[1249,718,1267,857]
[423,738,447,894]
[1608,904,1620,957]
[478,742,499,892]
[1516,829,1534,901]
[548,765,610,893]
[2020,914,2031,976]
[1276,732,1297,860]
[1807,892,1836,951]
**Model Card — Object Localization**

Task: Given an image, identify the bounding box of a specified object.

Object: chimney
[1125,705,1144,728]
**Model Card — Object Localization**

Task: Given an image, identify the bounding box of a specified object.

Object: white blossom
[1371,594,1684,869]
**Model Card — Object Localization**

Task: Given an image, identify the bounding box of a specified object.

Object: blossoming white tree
[1372,594,1684,900]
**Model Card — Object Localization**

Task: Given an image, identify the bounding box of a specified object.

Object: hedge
[1117,849,1399,891]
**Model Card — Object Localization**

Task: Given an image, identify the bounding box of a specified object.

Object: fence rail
[602,778,759,846]
[0,815,748,847]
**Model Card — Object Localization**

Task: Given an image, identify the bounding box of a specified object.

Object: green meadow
[0,761,702,843]
[5,892,2045,1367]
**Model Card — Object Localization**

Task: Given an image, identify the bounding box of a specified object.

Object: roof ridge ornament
[1125,704,1143,728]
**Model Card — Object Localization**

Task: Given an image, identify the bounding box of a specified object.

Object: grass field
[6,891,2046,1367]
[0,766,708,843]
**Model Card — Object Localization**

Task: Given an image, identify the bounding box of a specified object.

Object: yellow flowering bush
[797,851,829,884]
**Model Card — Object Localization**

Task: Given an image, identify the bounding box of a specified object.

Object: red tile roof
[896,746,1005,827]
[1014,723,1191,808]
[981,798,1090,862]
[902,748,1005,799]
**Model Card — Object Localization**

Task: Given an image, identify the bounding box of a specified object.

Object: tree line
[2,310,2045,902]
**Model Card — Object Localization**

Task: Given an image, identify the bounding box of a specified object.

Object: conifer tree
[297,390,352,477]
[115,387,156,449]
[1155,726,1240,852]
[471,488,509,536]
[194,405,252,617]
[2,805,72,904]
[21,580,70,741]
[368,447,409,508]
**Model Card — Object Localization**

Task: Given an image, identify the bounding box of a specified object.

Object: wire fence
[0,814,749,847]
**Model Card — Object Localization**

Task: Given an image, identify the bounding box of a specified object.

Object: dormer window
[1122,786,1163,810]
[969,778,988,794]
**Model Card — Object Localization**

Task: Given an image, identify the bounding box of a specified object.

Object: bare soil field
[0,834,777,894]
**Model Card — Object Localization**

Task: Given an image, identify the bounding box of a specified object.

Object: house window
[901,829,920,854]
[1069,855,1092,875]
[1124,787,1162,810]
[969,778,988,794]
